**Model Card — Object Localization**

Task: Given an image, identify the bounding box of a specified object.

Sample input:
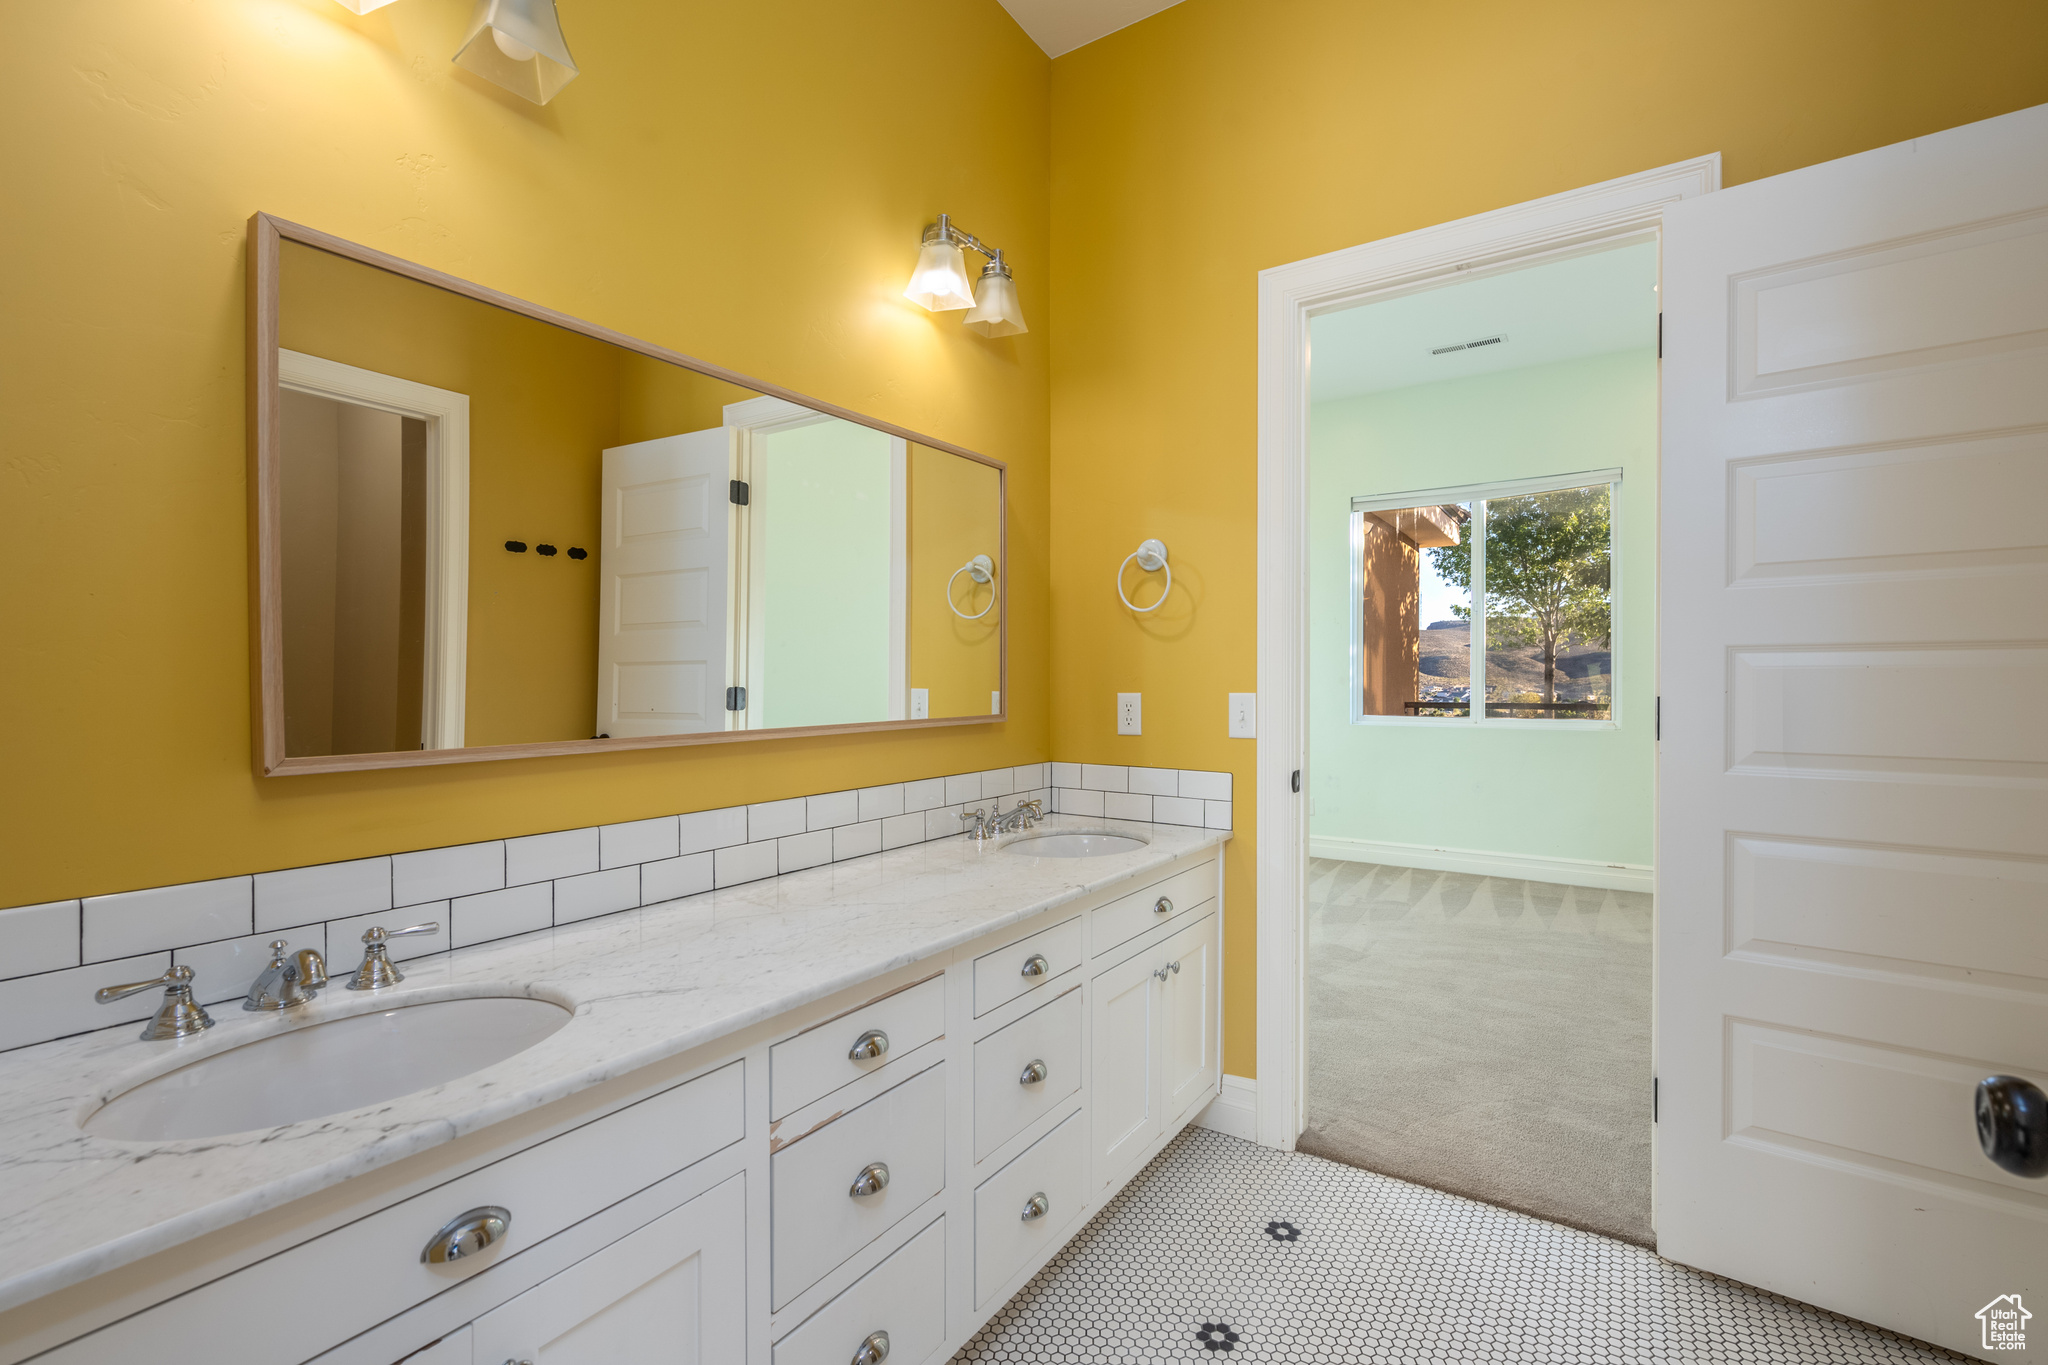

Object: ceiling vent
[1431,335,1506,356]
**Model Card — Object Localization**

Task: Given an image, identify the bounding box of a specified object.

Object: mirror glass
[273,240,1002,760]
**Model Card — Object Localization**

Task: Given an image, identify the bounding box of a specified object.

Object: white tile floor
[954,1128,1961,1363]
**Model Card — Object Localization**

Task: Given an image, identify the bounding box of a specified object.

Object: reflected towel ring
[948,554,996,620]
[1117,539,1171,613]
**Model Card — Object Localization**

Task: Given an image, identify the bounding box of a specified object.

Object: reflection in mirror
[270,236,1003,765]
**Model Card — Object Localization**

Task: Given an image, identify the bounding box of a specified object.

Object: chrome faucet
[346,921,441,992]
[245,939,326,1012]
[960,799,1045,842]
[96,965,215,1040]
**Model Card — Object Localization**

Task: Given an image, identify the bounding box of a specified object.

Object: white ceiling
[1309,241,1659,403]
[997,0,1187,57]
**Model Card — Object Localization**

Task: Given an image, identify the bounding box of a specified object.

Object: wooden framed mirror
[247,213,1005,775]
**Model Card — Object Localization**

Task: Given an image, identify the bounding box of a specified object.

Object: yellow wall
[0,0,1049,906]
[907,446,1003,718]
[1048,0,2048,1077]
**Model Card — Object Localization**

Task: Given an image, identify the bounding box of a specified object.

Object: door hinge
[1655,695,1661,741]
[1291,769,1301,793]
[1656,312,1663,359]
[729,479,750,506]
[725,686,747,712]
[1653,1076,1659,1122]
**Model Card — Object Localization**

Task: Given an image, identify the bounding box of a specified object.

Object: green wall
[1308,347,1658,870]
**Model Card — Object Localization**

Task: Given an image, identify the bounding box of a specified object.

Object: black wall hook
[536,544,558,556]
[504,540,528,553]
[567,547,588,560]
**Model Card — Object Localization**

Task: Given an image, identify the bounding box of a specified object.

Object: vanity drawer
[771,1061,947,1310]
[972,985,1081,1161]
[770,974,944,1121]
[972,916,1081,1017]
[973,1108,1085,1307]
[1091,859,1216,959]
[773,1216,947,1365]
[34,1062,746,1365]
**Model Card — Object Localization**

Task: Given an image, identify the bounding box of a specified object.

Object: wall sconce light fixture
[453,0,579,104]
[904,215,1028,337]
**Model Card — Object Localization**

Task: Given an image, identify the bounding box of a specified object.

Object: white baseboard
[1309,835,1653,893]
[1194,1073,1258,1141]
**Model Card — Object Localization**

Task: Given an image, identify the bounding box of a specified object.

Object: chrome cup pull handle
[1019,953,1050,979]
[1155,895,1173,915]
[1019,1058,1048,1086]
[853,1330,891,1365]
[849,1161,891,1198]
[848,1029,889,1062]
[421,1205,511,1264]
[1020,1191,1049,1222]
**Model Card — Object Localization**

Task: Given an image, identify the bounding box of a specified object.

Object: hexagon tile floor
[952,1127,1963,1363]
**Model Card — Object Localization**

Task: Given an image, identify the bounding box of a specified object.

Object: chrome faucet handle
[245,939,320,1012]
[96,965,215,1041]
[295,947,328,992]
[346,922,440,992]
[958,808,989,840]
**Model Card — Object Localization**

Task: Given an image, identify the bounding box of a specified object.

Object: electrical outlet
[1228,692,1257,738]
[910,688,929,720]
[1117,692,1142,736]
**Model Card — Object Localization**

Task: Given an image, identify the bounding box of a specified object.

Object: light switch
[1117,693,1142,736]
[991,691,1002,715]
[1228,692,1256,738]
[910,688,929,720]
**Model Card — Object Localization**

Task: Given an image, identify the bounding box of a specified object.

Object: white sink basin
[1002,831,1148,858]
[84,995,572,1142]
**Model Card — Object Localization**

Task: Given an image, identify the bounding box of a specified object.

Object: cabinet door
[1161,913,1220,1122]
[1090,946,1161,1188]
[469,1173,745,1364]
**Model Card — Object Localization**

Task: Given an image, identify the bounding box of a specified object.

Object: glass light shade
[904,240,976,312]
[453,0,579,105]
[333,0,402,12]
[964,270,1027,337]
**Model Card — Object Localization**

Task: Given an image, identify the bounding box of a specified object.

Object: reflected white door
[597,429,729,737]
[1659,103,2048,1357]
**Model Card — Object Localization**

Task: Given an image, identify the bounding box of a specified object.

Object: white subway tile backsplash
[326,905,447,964]
[451,883,551,948]
[1012,763,1049,792]
[254,858,389,934]
[177,925,326,1008]
[857,784,905,822]
[1081,764,1129,793]
[834,821,882,861]
[779,829,833,874]
[881,812,924,850]
[0,901,79,980]
[507,828,599,886]
[1057,788,1105,818]
[642,853,713,905]
[978,768,1015,798]
[806,790,860,831]
[1050,761,1081,789]
[678,806,748,857]
[1152,795,1204,827]
[601,816,679,869]
[0,952,168,1052]
[714,841,778,889]
[393,842,503,907]
[748,798,806,842]
[1179,769,1233,801]
[925,806,968,841]
[555,867,641,925]
[902,777,948,812]
[1204,800,1234,830]
[944,773,982,805]
[1104,792,1153,822]
[83,877,253,963]
[1128,767,1178,796]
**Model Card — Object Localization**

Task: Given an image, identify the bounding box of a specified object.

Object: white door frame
[278,349,470,750]
[1251,154,1720,1150]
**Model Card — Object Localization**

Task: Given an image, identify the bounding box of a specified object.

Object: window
[1351,470,1618,724]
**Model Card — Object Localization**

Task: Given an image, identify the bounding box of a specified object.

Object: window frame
[1348,466,1624,730]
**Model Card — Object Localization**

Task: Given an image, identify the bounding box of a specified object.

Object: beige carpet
[1298,859,1654,1246]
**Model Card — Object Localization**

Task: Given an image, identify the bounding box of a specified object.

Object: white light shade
[332,0,402,12]
[964,269,1027,337]
[904,240,976,312]
[453,0,579,105]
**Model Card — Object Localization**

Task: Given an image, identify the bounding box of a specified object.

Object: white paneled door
[596,429,730,737]
[1659,104,2048,1359]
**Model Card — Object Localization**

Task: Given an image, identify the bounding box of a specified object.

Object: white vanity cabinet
[4,842,1224,1365]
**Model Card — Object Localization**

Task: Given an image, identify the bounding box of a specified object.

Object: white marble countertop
[0,816,1228,1314]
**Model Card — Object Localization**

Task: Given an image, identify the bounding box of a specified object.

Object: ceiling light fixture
[332,0,401,12]
[453,0,579,104]
[904,214,1028,337]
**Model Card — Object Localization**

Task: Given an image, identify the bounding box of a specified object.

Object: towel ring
[1117,539,1171,613]
[948,554,996,620]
